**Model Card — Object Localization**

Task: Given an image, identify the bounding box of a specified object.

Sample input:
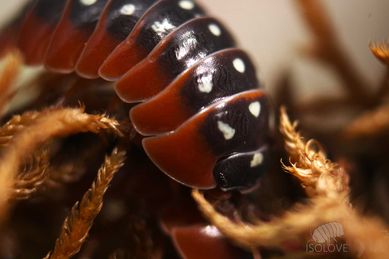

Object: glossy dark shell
[1,0,270,191]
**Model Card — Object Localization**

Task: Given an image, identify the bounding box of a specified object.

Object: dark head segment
[214,146,269,191]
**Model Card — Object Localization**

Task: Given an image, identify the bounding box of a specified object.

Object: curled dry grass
[12,148,49,200]
[279,107,349,198]
[193,108,389,259]
[45,148,126,259]
[0,107,122,221]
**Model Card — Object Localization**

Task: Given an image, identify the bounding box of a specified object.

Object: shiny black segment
[34,0,67,24]
[106,0,157,41]
[181,48,260,113]
[200,92,269,156]
[158,17,236,84]
[135,0,205,54]
[214,146,268,191]
[70,0,107,31]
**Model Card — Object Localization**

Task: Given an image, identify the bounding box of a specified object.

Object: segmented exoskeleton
[0,0,270,191]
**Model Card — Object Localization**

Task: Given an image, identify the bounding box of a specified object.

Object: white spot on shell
[198,73,213,93]
[208,24,221,37]
[179,0,195,10]
[217,121,235,140]
[80,0,97,6]
[233,58,246,73]
[249,101,261,117]
[120,4,136,16]
[250,153,264,167]
[151,19,175,37]
[201,225,222,238]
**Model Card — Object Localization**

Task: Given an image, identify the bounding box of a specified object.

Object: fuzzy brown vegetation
[45,148,126,259]
[279,107,349,198]
[0,107,122,221]
[344,105,389,138]
[193,108,389,259]
[295,0,370,103]
[0,111,50,200]
[12,148,49,200]
[288,1,388,127]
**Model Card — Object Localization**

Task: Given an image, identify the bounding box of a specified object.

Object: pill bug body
[2,0,270,191]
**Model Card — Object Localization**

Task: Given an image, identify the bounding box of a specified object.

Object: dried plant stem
[375,68,389,100]
[0,50,23,114]
[193,108,389,259]
[193,191,334,248]
[369,42,389,101]
[0,107,122,221]
[295,0,370,103]
[45,148,126,259]
[296,96,358,114]
[344,105,389,137]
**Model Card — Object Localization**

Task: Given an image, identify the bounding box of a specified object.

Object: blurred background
[0,0,388,98]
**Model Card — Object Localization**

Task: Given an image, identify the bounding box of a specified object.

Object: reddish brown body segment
[115,17,235,102]
[45,0,107,72]
[18,13,56,64]
[172,225,249,259]
[18,0,67,65]
[144,127,217,188]
[143,90,267,189]
[76,0,157,78]
[99,0,205,81]
[130,48,259,135]
[130,69,194,135]
[75,0,117,78]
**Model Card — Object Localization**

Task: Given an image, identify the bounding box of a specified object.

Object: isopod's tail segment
[44,0,108,73]
[142,90,269,189]
[0,1,33,58]
[99,0,206,81]
[75,0,158,79]
[172,225,252,259]
[17,0,68,65]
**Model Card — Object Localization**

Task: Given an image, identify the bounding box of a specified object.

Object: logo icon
[312,222,344,244]
[306,222,350,254]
